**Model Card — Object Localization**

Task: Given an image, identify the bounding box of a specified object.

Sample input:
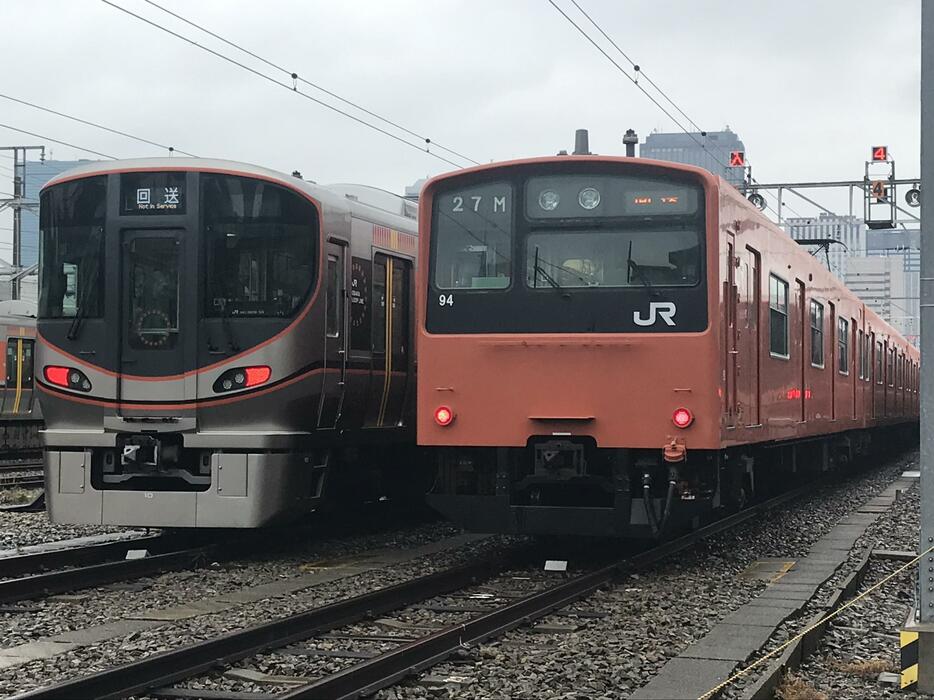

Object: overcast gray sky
[0,0,922,247]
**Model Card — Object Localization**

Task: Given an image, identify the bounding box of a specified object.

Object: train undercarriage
[44,430,426,528]
[426,427,916,538]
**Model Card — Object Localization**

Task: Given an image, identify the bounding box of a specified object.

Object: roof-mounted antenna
[572,129,591,155]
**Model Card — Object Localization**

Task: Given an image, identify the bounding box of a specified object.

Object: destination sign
[526,174,699,218]
[121,172,187,215]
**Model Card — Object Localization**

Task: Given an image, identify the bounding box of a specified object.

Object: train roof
[419,154,720,192]
[43,157,417,227]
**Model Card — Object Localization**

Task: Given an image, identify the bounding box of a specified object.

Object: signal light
[871,145,889,161]
[729,150,745,167]
[434,406,454,426]
[43,365,92,392]
[672,407,693,428]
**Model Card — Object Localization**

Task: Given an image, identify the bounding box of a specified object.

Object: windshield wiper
[626,241,658,299]
[531,246,566,291]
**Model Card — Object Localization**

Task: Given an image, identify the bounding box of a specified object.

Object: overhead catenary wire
[549,0,811,220]
[141,0,479,167]
[0,123,115,159]
[0,93,196,157]
[101,0,468,170]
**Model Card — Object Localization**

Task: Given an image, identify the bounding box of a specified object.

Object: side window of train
[858,330,866,379]
[372,257,387,354]
[809,300,824,367]
[5,338,34,387]
[768,274,789,358]
[875,339,882,384]
[837,318,848,374]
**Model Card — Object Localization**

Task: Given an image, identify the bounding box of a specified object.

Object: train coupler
[663,438,687,463]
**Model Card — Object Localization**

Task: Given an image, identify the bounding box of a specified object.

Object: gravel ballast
[376,451,919,700]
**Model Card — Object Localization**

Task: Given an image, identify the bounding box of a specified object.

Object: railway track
[16,484,814,700]
[0,473,43,490]
[0,451,45,490]
[0,531,235,606]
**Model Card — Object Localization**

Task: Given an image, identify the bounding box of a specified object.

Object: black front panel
[426,163,708,334]
[39,171,319,377]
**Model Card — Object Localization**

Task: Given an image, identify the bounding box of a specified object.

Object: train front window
[202,174,317,318]
[526,227,699,289]
[38,176,106,319]
[432,182,513,290]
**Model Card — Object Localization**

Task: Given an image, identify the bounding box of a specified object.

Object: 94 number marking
[439,293,454,307]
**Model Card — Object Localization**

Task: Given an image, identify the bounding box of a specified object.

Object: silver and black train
[38,159,419,527]
[0,300,42,451]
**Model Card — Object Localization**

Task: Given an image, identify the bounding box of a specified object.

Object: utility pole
[0,145,45,300]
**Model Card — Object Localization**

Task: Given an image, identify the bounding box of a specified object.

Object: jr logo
[633,301,677,327]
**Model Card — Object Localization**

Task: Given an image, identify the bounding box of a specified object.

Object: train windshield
[202,174,317,318]
[527,227,700,289]
[38,176,107,319]
[427,168,707,334]
[432,182,513,290]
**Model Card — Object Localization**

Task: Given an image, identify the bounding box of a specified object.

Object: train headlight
[578,187,601,210]
[434,405,455,426]
[672,407,694,428]
[213,365,272,393]
[43,365,92,392]
[538,190,560,211]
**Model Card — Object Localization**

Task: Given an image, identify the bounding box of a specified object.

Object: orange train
[416,155,919,537]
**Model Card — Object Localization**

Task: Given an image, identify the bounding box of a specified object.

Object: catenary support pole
[913,2,934,693]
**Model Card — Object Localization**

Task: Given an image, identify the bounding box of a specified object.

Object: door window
[5,339,34,387]
[127,238,180,350]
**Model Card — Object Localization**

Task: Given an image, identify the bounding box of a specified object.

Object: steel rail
[13,482,816,700]
[0,546,215,604]
[14,557,507,700]
[0,474,43,489]
[0,461,43,472]
[282,485,815,699]
[0,534,170,578]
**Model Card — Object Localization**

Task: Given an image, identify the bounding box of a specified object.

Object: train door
[3,337,35,416]
[828,302,836,421]
[364,254,412,428]
[797,280,806,422]
[118,230,190,407]
[725,238,738,428]
[747,249,761,425]
[317,239,349,429]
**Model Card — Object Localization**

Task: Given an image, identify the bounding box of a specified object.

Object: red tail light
[44,366,70,388]
[434,406,454,426]
[244,366,271,387]
[213,365,272,392]
[672,407,693,428]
